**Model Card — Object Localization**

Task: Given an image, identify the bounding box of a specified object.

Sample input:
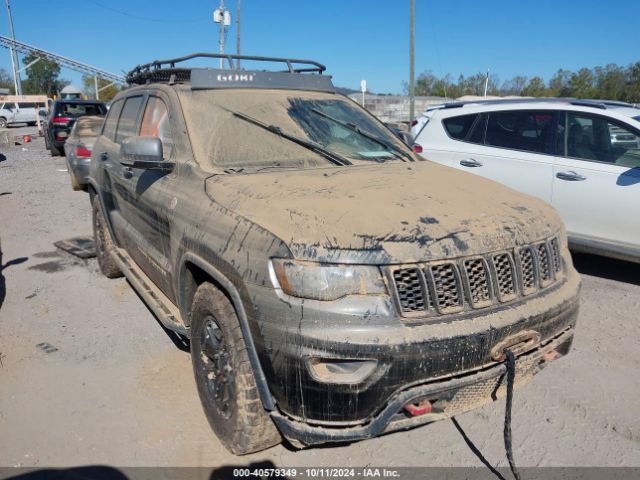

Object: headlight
[271,259,387,301]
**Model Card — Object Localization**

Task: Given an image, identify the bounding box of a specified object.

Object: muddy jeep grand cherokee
[89,54,580,454]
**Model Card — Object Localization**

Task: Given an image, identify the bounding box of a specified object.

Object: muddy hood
[206,162,563,264]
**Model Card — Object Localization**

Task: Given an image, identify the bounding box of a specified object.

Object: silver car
[63,115,104,191]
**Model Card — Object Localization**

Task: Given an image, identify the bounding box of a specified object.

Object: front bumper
[249,265,580,430]
[271,326,574,446]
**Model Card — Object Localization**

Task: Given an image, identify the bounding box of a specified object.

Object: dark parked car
[89,54,580,455]
[63,115,105,191]
[44,99,106,156]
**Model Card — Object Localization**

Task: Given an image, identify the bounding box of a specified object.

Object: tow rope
[503,349,522,480]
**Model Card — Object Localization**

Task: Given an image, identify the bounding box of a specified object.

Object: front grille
[492,253,516,300]
[536,243,552,284]
[390,235,564,317]
[518,247,536,294]
[549,237,562,274]
[392,268,427,313]
[430,263,462,311]
[463,258,491,307]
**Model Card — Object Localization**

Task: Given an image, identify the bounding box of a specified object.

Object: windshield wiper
[231,111,352,167]
[311,108,413,162]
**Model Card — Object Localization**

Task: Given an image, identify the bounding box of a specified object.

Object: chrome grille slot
[549,237,562,274]
[429,263,463,312]
[518,247,536,294]
[492,253,517,300]
[536,243,552,284]
[462,258,491,307]
[392,268,427,313]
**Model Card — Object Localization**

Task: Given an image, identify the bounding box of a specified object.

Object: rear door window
[115,96,144,144]
[485,110,559,155]
[102,99,124,141]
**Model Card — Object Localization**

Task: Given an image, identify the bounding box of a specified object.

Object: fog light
[307,358,378,384]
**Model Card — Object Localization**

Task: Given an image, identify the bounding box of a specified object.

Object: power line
[84,0,202,24]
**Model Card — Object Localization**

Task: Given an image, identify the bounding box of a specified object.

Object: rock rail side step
[111,247,188,336]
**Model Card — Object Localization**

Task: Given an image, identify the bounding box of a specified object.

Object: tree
[568,68,595,98]
[594,64,625,101]
[21,53,68,97]
[82,75,121,102]
[522,76,547,97]
[501,75,528,96]
[548,69,572,97]
[408,62,638,101]
[0,68,14,93]
[624,62,640,102]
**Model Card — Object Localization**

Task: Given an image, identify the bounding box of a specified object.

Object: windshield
[178,89,411,171]
[634,115,640,122]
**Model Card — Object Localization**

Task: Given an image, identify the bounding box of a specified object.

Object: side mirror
[120,136,174,172]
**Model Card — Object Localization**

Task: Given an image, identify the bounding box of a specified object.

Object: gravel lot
[1,127,639,473]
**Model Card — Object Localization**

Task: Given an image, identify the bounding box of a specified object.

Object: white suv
[413,99,640,263]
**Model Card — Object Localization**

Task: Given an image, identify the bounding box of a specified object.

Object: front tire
[0,117,7,128]
[92,197,122,278]
[190,283,281,455]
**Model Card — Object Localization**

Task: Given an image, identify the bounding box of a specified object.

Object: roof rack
[126,52,327,85]
[431,97,638,112]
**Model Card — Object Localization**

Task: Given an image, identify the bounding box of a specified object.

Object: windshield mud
[178,89,412,171]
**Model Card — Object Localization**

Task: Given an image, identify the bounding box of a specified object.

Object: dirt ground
[1,127,639,471]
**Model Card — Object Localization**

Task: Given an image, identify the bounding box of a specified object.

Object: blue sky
[1,0,639,94]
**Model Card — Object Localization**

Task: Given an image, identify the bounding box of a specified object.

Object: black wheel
[50,142,62,156]
[92,197,122,278]
[190,283,280,455]
[0,117,7,128]
[44,132,51,150]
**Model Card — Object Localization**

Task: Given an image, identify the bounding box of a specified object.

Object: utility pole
[409,0,415,124]
[236,0,241,68]
[94,75,99,100]
[4,0,22,95]
[219,0,225,67]
[213,0,230,68]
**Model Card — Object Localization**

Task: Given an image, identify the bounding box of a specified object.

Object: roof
[126,53,335,93]
[53,99,105,105]
[418,97,639,120]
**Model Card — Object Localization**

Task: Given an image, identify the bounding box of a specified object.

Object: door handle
[122,167,133,179]
[460,158,483,167]
[100,151,109,161]
[556,171,586,181]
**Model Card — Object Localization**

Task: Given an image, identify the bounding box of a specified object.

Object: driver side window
[140,96,173,160]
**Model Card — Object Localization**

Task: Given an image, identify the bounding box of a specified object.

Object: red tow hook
[404,399,432,416]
